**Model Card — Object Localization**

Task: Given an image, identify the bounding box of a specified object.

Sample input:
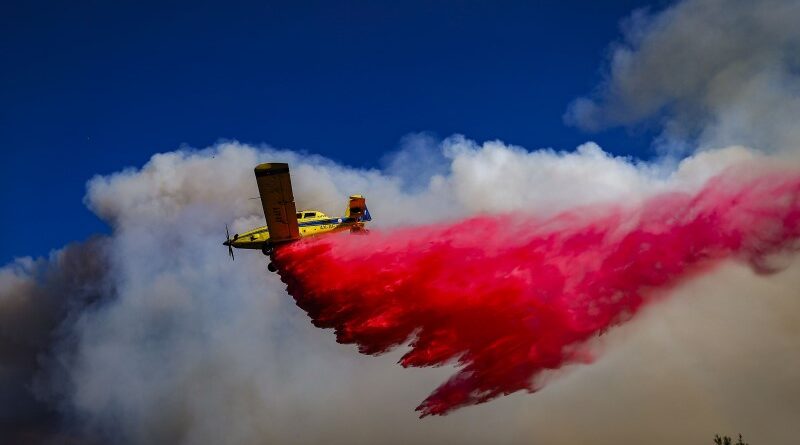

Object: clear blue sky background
[1,0,664,264]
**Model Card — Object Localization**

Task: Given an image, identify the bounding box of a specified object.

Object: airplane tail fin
[345,195,372,222]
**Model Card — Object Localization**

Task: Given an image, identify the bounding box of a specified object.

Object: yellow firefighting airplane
[223,162,372,271]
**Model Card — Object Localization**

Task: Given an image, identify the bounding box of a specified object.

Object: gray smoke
[565,0,800,153]
[0,238,112,443]
[2,138,799,444]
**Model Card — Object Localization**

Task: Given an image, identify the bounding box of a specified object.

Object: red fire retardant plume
[273,169,800,417]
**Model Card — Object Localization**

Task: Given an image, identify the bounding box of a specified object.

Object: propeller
[224,224,234,261]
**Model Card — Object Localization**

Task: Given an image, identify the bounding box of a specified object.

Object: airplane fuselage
[226,210,365,250]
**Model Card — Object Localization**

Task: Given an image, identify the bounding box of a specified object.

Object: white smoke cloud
[3,135,798,444]
[565,0,800,153]
[84,137,760,229]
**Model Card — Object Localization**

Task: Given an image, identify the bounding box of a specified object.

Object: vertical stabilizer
[345,195,371,221]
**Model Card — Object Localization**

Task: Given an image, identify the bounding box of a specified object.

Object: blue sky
[1,0,662,263]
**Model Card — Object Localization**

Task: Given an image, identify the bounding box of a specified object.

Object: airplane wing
[254,163,300,244]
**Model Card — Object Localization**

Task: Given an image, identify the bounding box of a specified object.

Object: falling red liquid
[273,169,800,417]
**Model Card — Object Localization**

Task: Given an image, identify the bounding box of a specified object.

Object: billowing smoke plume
[2,0,800,443]
[565,0,800,152]
[3,139,799,444]
[0,238,112,442]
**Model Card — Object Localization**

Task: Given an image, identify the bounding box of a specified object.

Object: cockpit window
[303,212,316,219]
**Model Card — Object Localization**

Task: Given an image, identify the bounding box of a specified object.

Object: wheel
[267,262,277,273]
[262,246,272,256]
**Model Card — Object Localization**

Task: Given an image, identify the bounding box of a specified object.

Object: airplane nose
[223,240,231,246]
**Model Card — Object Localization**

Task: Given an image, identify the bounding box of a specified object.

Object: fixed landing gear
[264,245,277,272]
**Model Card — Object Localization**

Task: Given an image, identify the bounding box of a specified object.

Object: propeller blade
[226,224,234,261]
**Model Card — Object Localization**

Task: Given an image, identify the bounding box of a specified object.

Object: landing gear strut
[264,244,276,272]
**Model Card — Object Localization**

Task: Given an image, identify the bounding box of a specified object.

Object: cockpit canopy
[296,211,328,220]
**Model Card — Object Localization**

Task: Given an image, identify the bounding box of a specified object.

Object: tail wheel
[267,262,277,273]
